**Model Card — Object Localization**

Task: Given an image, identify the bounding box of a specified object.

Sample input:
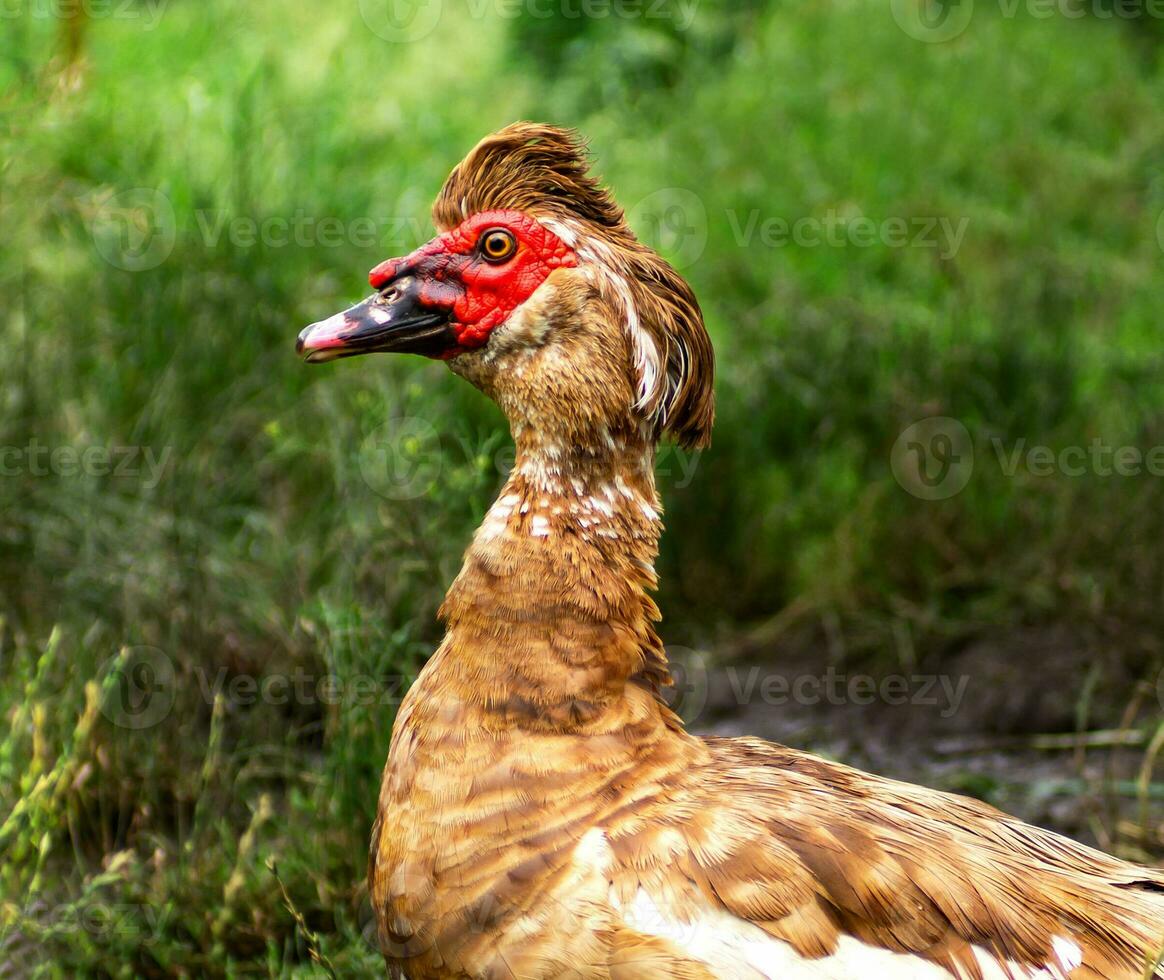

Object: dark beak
[297,277,457,363]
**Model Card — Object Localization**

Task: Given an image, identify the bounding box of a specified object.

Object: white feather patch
[545,215,666,420]
[616,887,1087,980]
[540,216,579,247]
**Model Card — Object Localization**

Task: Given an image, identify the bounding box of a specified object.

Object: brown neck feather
[429,418,675,733]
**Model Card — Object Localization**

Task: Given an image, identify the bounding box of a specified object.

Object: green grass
[2,0,1164,973]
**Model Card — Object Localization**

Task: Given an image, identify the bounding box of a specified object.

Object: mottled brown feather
[356,124,1164,979]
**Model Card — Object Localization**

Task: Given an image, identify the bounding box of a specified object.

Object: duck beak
[297,276,458,363]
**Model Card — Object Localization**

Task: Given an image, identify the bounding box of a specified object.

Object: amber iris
[479,227,517,262]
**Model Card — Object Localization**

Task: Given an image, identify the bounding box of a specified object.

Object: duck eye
[479,228,517,263]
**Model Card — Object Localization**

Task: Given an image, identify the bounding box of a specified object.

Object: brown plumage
[298,123,1164,979]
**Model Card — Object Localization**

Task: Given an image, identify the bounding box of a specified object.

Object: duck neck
[433,419,674,731]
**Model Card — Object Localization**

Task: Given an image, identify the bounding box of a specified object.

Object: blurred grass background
[2,0,1164,974]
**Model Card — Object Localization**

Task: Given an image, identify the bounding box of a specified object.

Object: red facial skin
[368,210,577,357]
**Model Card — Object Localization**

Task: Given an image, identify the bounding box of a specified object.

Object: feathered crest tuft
[433,122,622,231]
[433,122,715,448]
